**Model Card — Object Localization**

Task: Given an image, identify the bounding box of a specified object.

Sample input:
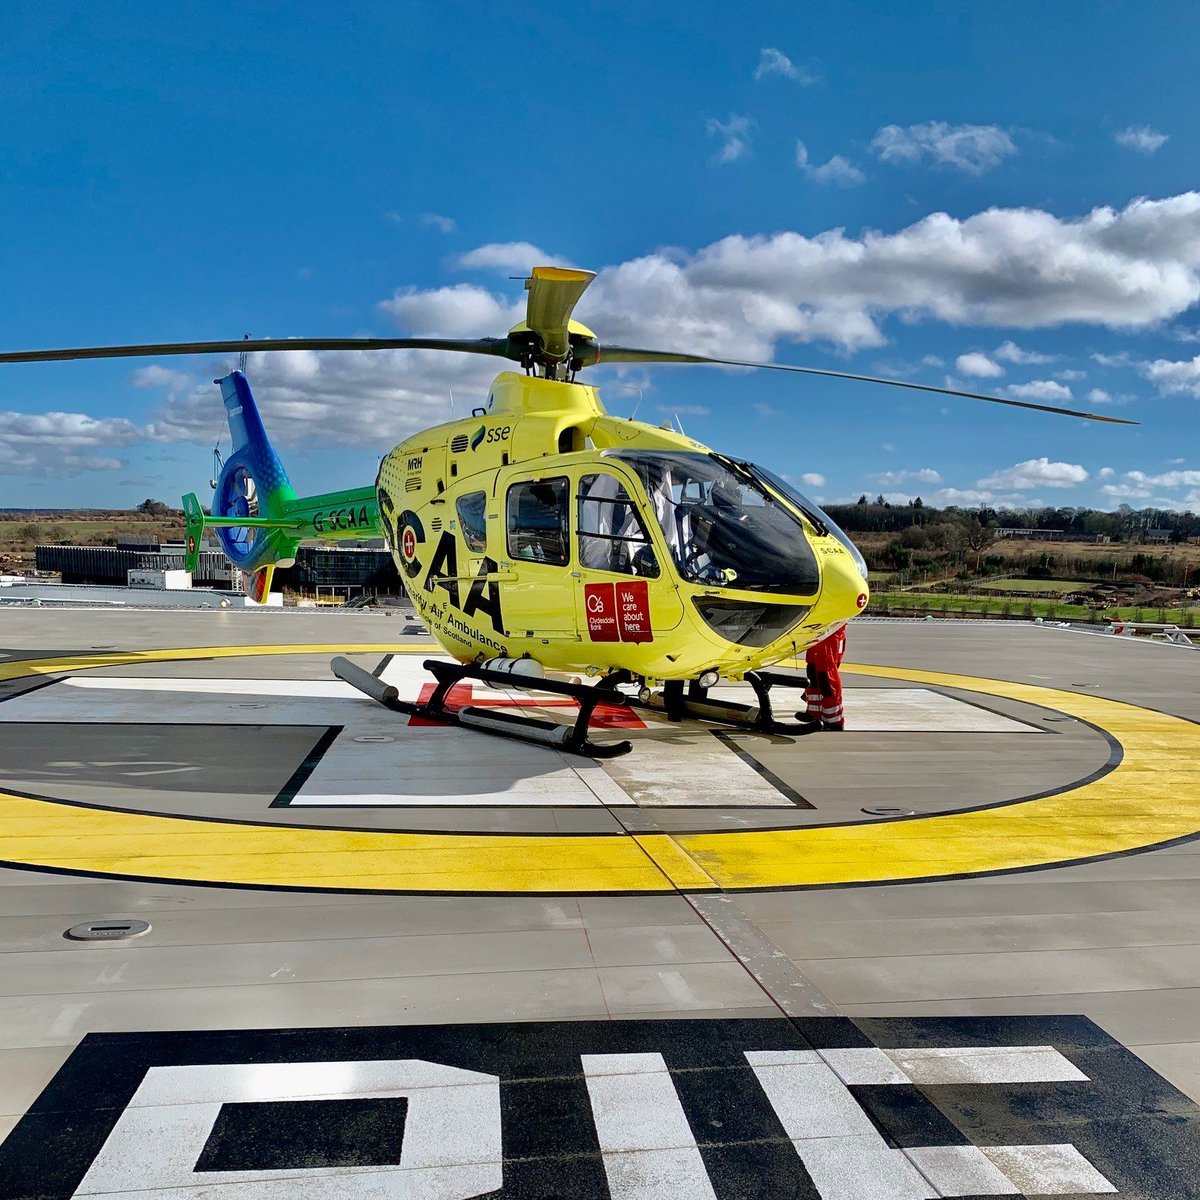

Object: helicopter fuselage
[375,372,868,683]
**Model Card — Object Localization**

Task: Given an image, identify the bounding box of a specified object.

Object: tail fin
[187,371,301,601]
[184,370,383,603]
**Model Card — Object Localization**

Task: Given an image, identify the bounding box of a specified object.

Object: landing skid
[331,657,635,758]
[333,658,818,759]
[637,669,817,735]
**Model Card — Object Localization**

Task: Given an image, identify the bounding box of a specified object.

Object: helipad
[1,608,1199,1198]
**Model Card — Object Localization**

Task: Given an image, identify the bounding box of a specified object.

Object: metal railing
[1106,621,1195,646]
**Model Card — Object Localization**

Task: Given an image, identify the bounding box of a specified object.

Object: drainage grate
[861,806,917,817]
[65,919,151,942]
[353,735,395,744]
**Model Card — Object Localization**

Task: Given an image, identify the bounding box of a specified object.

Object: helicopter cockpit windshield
[608,451,820,593]
[739,462,869,579]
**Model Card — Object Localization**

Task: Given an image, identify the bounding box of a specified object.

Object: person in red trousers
[802,626,846,731]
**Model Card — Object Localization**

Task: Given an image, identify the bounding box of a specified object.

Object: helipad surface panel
[1,610,1199,1199]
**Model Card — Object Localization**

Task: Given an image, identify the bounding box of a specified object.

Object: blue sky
[2,1,1199,511]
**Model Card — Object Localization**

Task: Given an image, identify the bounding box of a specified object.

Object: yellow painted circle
[1,645,1198,895]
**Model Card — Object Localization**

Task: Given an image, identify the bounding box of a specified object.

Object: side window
[455,491,488,553]
[578,474,660,577]
[506,478,570,565]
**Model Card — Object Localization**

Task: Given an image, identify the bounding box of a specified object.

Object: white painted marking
[748,1049,1114,1199]
[982,1144,1118,1194]
[602,732,792,807]
[8,675,1037,816]
[744,1050,933,1198]
[904,1145,1020,1195]
[582,1052,717,1200]
[883,1045,1089,1086]
[655,971,701,1008]
[45,1002,87,1041]
[818,1047,911,1086]
[64,677,364,698]
[821,1044,1088,1087]
[713,684,1040,733]
[74,1059,502,1198]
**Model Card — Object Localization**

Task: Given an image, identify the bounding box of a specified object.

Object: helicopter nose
[822,548,870,618]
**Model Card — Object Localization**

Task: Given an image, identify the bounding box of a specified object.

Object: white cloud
[1115,125,1169,154]
[392,192,1200,360]
[1098,466,1115,478]
[1102,482,1153,499]
[420,213,457,235]
[1139,354,1200,398]
[0,411,150,476]
[993,340,1056,365]
[706,115,754,164]
[453,242,557,274]
[799,472,826,487]
[1125,468,1200,488]
[1168,325,1200,343]
[61,454,125,472]
[921,355,944,368]
[381,283,524,336]
[796,142,865,186]
[1055,368,1086,381]
[978,457,1089,489]
[1088,388,1112,403]
[1006,379,1073,400]
[147,348,502,451]
[871,122,1017,174]
[873,468,943,486]
[931,486,1043,509]
[130,365,192,393]
[753,48,816,85]
[110,192,1200,465]
[655,404,710,417]
[955,352,1004,378]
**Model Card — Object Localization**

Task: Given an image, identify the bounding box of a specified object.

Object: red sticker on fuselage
[616,580,652,643]
[401,527,416,559]
[584,583,620,642]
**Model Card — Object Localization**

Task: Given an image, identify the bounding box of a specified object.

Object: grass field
[974,578,1093,594]
[871,590,1198,625]
[0,516,184,551]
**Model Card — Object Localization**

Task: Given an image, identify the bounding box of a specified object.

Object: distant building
[994,528,1068,541]
[115,534,161,551]
[994,529,1106,543]
[35,543,403,594]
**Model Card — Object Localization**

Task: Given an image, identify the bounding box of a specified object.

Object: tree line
[825,497,1199,542]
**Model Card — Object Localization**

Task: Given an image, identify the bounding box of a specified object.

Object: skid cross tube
[331,656,634,758]
[633,668,817,734]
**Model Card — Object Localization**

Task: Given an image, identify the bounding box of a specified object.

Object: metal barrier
[1107,621,1194,646]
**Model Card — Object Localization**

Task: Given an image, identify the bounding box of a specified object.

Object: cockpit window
[455,490,488,553]
[578,473,659,577]
[745,464,869,578]
[608,451,819,593]
[507,478,570,565]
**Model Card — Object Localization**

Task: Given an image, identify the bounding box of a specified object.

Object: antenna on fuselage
[600,380,645,421]
[449,387,455,417]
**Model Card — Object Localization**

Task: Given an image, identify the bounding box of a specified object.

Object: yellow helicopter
[3,267,1134,756]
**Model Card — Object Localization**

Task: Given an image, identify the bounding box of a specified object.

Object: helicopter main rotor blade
[583,345,1138,425]
[0,336,517,366]
[524,266,596,362]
